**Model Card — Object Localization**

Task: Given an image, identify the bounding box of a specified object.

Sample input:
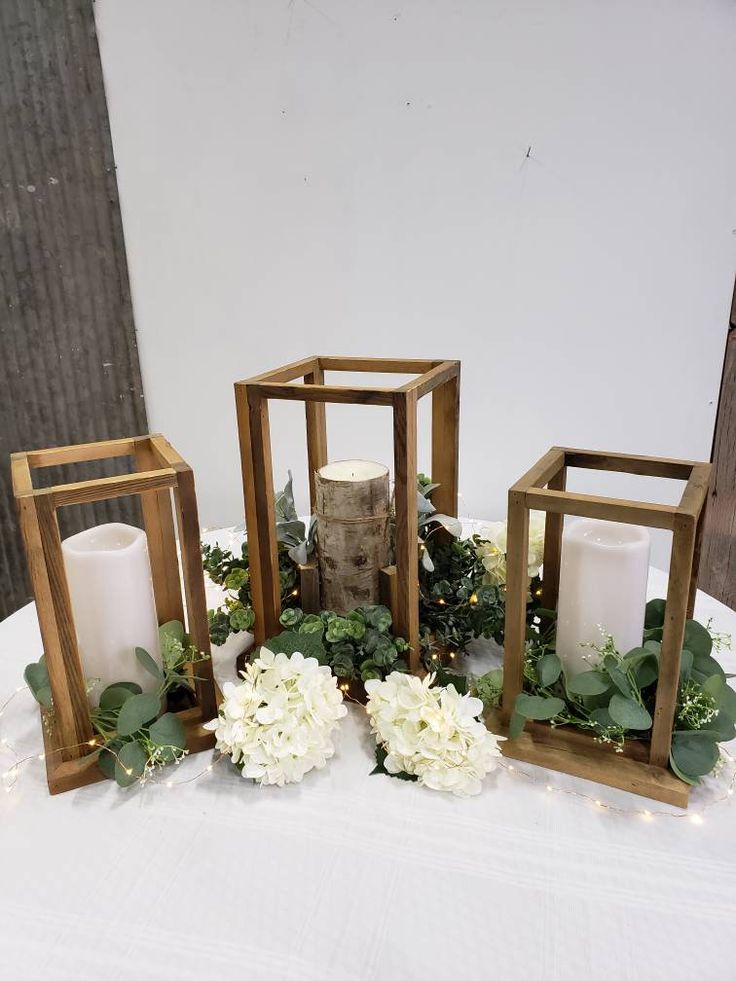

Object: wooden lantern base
[41,702,217,796]
[486,709,689,807]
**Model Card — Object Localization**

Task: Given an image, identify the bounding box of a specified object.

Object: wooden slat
[10,453,32,495]
[392,391,420,671]
[134,441,184,625]
[25,436,139,469]
[525,488,678,530]
[39,469,176,507]
[430,370,460,518]
[253,383,394,406]
[235,383,282,642]
[401,360,460,398]
[172,464,217,720]
[238,355,320,385]
[487,710,689,808]
[318,356,442,374]
[298,560,321,614]
[379,565,398,624]
[149,433,187,470]
[678,463,711,518]
[33,494,94,758]
[541,466,567,611]
[304,365,328,511]
[650,512,697,767]
[501,490,529,725]
[511,447,566,493]
[561,447,697,480]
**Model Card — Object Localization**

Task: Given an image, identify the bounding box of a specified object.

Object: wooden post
[430,371,460,518]
[393,390,420,671]
[235,384,281,642]
[304,361,328,512]
[134,440,185,625]
[501,490,530,726]
[649,512,697,767]
[541,466,567,611]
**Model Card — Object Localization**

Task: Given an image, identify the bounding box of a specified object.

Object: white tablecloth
[1,530,735,981]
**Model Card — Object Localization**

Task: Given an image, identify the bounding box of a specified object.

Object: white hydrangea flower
[364,672,505,797]
[204,648,347,786]
[475,511,546,586]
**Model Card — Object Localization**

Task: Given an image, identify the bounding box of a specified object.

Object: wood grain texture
[134,440,184,625]
[254,383,395,406]
[304,365,328,511]
[501,490,529,725]
[431,371,460,519]
[318,357,442,373]
[649,512,697,767]
[487,709,689,808]
[402,360,460,398]
[511,447,566,493]
[525,488,678,530]
[235,384,281,642]
[700,327,736,610]
[560,448,698,480]
[541,466,567,611]
[298,561,320,614]
[392,391,420,671]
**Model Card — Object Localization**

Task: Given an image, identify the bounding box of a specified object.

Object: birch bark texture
[315,460,391,613]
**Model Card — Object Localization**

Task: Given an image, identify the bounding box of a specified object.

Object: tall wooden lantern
[11,434,218,794]
[498,446,711,807]
[235,356,461,673]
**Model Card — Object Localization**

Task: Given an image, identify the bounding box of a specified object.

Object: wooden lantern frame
[11,434,218,794]
[495,445,711,807]
[234,356,461,672]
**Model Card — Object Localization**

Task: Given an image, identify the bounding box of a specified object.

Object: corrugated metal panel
[0,0,148,619]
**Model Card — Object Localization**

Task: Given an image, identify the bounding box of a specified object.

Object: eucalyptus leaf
[515,693,565,721]
[97,739,122,781]
[508,710,526,740]
[608,693,652,731]
[99,685,136,712]
[421,547,435,572]
[159,621,185,645]
[537,653,562,687]
[149,712,186,750]
[644,598,666,629]
[116,693,161,737]
[135,647,163,680]
[684,620,712,660]
[678,649,694,684]
[670,730,720,780]
[566,670,610,697]
[114,740,147,788]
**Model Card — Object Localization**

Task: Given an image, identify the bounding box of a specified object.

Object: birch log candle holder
[235,356,461,673]
[494,446,711,807]
[10,434,218,794]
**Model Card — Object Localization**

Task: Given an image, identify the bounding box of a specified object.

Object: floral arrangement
[473,601,735,786]
[204,648,347,786]
[475,510,546,587]
[24,621,209,787]
[365,671,505,797]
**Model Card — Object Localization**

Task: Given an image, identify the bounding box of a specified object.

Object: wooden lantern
[234,356,461,672]
[495,446,711,807]
[11,434,218,794]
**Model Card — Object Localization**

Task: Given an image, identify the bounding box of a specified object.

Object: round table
[1,530,735,981]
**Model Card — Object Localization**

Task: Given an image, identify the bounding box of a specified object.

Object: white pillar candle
[62,523,162,705]
[555,518,650,676]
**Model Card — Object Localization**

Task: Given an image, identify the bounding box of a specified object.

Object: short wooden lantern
[235,356,461,672]
[495,446,711,807]
[11,434,218,794]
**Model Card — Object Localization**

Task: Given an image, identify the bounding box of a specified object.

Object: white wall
[95,0,736,569]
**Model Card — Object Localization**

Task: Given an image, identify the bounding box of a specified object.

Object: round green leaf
[159,620,185,644]
[644,598,666,629]
[99,685,137,711]
[670,730,720,780]
[279,607,303,629]
[678,649,694,684]
[114,740,147,788]
[24,659,49,696]
[365,606,393,632]
[684,620,712,660]
[97,739,122,781]
[608,693,652,731]
[135,647,163,680]
[537,653,562,688]
[566,670,610,697]
[515,693,565,720]
[116,693,161,737]
[149,712,186,750]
